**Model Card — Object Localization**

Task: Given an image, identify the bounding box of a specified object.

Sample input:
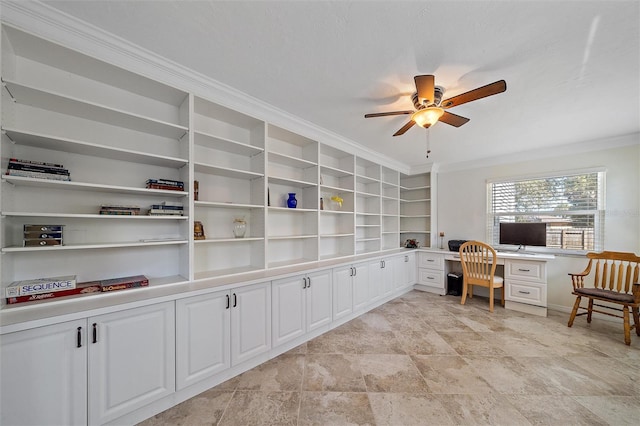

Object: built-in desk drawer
[506,281,546,306]
[505,260,545,283]
[418,269,443,288]
[418,252,444,270]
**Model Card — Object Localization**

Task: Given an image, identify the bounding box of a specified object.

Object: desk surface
[419,247,555,263]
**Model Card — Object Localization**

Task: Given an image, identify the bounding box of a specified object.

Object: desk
[415,248,554,316]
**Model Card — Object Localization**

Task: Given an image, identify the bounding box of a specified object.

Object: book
[9,157,65,169]
[148,209,183,215]
[145,183,184,191]
[8,163,70,175]
[6,169,71,181]
[6,281,101,304]
[146,178,184,186]
[5,275,77,298]
[99,210,139,215]
[99,275,149,292]
[150,204,183,210]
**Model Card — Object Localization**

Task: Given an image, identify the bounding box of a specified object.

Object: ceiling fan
[364,75,506,136]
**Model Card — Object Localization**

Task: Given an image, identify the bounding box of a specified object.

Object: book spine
[100,280,149,292]
[146,184,184,191]
[146,178,184,186]
[99,210,139,215]
[8,163,70,175]
[99,275,148,286]
[150,204,184,210]
[7,170,71,181]
[5,278,77,297]
[148,209,183,214]
[9,158,65,169]
[6,282,102,304]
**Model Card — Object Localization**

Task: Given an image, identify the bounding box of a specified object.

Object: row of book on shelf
[5,159,186,194]
[5,274,149,305]
[100,201,184,216]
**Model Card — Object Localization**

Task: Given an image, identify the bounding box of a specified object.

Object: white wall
[436,134,640,311]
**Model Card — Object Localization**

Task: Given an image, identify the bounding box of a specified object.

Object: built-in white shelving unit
[0,24,432,310]
[1,26,190,290]
[400,172,431,247]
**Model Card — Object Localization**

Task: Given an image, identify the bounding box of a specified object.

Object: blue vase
[287,193,297,208]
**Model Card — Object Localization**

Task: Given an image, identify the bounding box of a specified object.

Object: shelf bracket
[178,130,188,141]
[1,78,16,102]
[1,128,16,144]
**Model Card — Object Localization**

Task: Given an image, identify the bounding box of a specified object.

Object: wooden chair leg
[469,285,473,299]
[568,296,581,327]
[623,306,631,346]
[460,281,468,306]
[633,307,640,336]
[489,287,494,313]
[587,298,594,323]
[501,286,505,306]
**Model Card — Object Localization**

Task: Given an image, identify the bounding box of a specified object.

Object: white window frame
[487,168,605,255]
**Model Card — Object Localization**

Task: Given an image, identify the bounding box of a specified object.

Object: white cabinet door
[368,260,384,303]
[382,258,396,296]
[405,253,416,286]
[1,320,87,426]
[306,269,332,332]
[352,261,370,312]
[333,266,353,320]
[88,302,175,425]
[176,290,231,390]
[231,281,271,365]
[272,275,306,347]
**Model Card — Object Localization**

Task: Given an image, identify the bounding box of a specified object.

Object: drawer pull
[427,276,435,280]
[518,268,531,272]
[77,327,82,348]
[427,259,435,262]
[518,290,531,294]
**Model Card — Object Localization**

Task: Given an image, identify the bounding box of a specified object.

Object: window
[487,170,605,253]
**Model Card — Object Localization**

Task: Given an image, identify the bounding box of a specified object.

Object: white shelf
[320,184,354,193]
[400,214,431,218]
[400,230,431,234]
[320,210,353,215]
[194,265,263,281]
[268,258,317,269]
[356,190,379,198]
[356,174,380,184]
[320,233,354,238]
[194,131,264,157]
[267,235,317,240]
[268,207,317,213]
[3,80,188,139]
[194,237,264,244]
[2,212,187,220]
[2,239,188,253]
[400,198,430,203]
[195,201,264,210]
[194,162,264,180]
[356,224,380,228]
[320,164,353,178]
[269,151,317,169]
[3,128,188,168]
[356,237,380,242]
[268,176,316,188]
[2,175,188,197]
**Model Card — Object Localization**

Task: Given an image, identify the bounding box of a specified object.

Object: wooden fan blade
[441,80,506,109]
[393,120,416,136]
[414,75,435,105]
[439,111,470,127]
[364,110,414,118]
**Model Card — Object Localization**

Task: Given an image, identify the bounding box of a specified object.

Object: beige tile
[411,355,493,394]
[137,389,233,426]
[302,354,366,392]
[358,354,429,393]
[507,395,608,425]
[393,328,458,355]
[437,393,532,425]
[464,355,558,395]
[234,353,304,391]
[368,392,454,425]
[566,355,640,395]
[306,327,359,354]
[573,396,640,426]
[523,356,623,396]
[352,330,406,354]
[218,391,300,426]
[298,391,375,425]
[438,331,508,356]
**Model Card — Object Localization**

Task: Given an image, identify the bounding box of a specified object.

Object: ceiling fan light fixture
[412,107,444,128]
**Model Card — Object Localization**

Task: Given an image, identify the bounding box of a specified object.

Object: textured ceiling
[41,1,640,168]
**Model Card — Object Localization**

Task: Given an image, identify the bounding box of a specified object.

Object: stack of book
[99,205,141,215]
[5,274,149,304]
[6,158,70,181]
[145,178,184,191]
[148,201,184,216]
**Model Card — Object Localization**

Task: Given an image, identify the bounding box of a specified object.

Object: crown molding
[0,1,409,173]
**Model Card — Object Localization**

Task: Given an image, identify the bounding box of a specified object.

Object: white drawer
[418,252,444,270]
[505,260,546,283]
[418,269,444,288]
[506,280,546,306]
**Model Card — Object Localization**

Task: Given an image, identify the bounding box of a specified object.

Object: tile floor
[139,290,640,425]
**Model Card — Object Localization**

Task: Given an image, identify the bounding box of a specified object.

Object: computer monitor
[499,222,547,248]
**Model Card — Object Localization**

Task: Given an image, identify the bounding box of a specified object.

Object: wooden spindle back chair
[459,241,504,312]
[568,251,640,345]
